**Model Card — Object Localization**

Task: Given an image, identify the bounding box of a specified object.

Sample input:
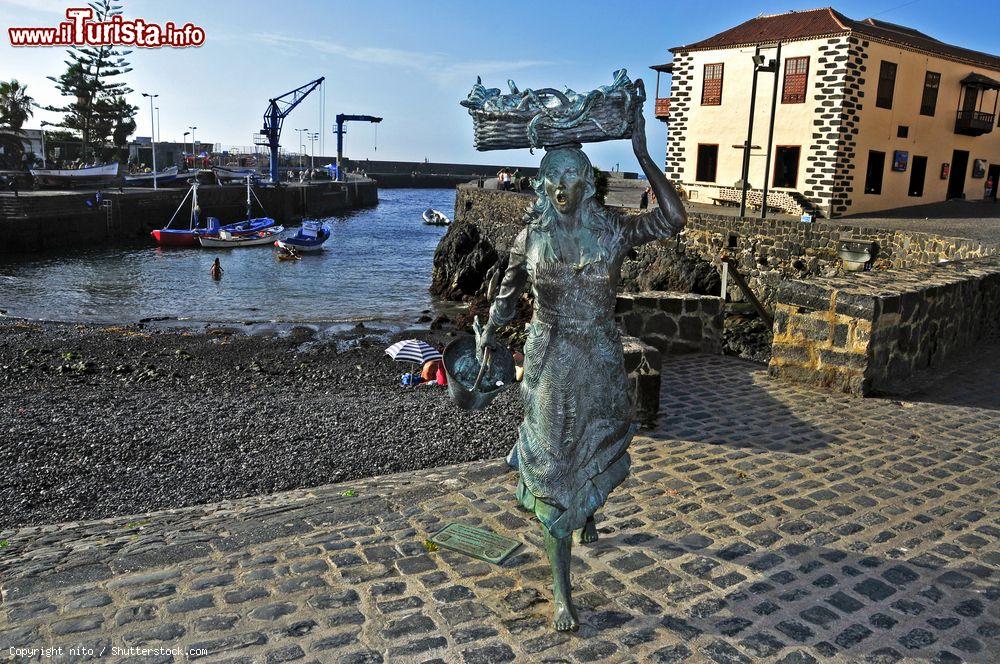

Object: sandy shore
[0,318,521,528]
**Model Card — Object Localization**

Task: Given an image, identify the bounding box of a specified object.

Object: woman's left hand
[631,79,648,160]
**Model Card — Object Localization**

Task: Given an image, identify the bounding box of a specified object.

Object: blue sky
[1,0,995,171]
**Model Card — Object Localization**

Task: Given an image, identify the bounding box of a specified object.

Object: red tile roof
[671,7,1000,71]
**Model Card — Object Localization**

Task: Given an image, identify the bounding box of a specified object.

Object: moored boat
[151,179,206,247]
[30,163,119,188]
[198,226,284,248]
[212,166,259,183]
[422,208,450,226]
[275,220,330,252]
[125,165,180,187]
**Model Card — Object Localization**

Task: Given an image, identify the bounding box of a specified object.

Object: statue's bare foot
[552,599,579,631]
[576,516,598,544]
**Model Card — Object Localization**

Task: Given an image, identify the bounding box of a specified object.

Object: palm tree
[0,79,35,131]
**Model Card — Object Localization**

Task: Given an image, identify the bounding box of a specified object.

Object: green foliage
[592,167,609,205]
[0,80,35,131]
[45,0,137,159]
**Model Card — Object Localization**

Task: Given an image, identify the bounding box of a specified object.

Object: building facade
[657,8,1000,217]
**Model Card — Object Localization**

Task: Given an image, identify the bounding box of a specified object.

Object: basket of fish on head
[443,317,516,411]
[460,69,643,151]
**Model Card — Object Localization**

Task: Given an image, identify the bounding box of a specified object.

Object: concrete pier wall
[0,180,377,253]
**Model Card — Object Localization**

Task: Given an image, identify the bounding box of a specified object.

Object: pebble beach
[0,318,522,528]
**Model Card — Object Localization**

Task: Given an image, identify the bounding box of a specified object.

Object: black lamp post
[739,46,780,218]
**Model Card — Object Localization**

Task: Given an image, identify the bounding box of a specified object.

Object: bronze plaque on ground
[429,523,521,564]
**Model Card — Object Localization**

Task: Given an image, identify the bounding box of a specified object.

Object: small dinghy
[422,208,450,226]
[198,226,284,248]
[275,220,330,252]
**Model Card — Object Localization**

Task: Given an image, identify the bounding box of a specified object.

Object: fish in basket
[460,69,643,151]
[443,320,516,411]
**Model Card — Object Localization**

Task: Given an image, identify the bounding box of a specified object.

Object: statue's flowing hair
[523,147,618,260]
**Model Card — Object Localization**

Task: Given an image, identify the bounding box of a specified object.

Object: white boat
[30,163,119,188]
[213,166,260,183]
[124,165,180,186]
[198,226,284,248]
[422,208,450,226]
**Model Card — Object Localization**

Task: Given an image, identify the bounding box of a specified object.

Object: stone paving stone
[1,353,997,662]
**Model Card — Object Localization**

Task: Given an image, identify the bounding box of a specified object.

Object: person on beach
[209,258,224,280]
[476,79,686,631]
[640,186,649,210]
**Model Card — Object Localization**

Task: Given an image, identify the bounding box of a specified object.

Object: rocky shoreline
[0,319,521,529]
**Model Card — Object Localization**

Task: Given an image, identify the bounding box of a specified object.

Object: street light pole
[739,47,762,218]
[189,126,197,166]
[760,42,782,221]
[155,106,160,143]
[142,92,159,189]
[309,132,318,172]
[39,121,49,168]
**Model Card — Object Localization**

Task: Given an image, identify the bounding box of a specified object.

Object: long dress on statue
[488,205,682,539]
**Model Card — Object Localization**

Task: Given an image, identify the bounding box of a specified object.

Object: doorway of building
[947,149,969,199]
[987,164,999,201]
[865,150,886,195]
[773,146,800,188]
[908,155,927,197]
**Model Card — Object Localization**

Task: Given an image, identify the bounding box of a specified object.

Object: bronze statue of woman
[477,80,687,631]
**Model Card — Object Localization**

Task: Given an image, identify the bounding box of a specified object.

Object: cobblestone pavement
[1,350,997,663]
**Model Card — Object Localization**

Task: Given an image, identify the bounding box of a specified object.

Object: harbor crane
[334,113,382,180]
[258,76,325,183]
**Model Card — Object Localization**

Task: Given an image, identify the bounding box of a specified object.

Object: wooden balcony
[955,109,995,136]
[655,97,670,121]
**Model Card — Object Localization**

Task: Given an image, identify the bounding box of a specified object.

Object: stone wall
[0,180,379,253]
[452,187,998,310]
[616,291,724,355]
[680,211,997,307]
[770,254,1000,395]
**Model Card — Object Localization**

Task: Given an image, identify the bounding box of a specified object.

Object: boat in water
[30,163,119,188]
[422,208,450,226]
[199,226,284,248]
[152,175,276,247]
[151,179,207,246]
[124,165,180,187]
[275,220,330,252]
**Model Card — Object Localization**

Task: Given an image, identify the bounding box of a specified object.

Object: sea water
[0,188,458,325]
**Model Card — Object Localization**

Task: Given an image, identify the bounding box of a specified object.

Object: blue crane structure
[334,113,382,180]
[259,76,325,184]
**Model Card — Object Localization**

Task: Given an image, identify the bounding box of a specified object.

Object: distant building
[654,7,1000,217]
[129,136,217,170]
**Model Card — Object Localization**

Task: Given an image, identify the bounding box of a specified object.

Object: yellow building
[654,8,1000,217]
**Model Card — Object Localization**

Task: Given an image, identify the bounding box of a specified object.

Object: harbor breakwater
[0,179,378,253]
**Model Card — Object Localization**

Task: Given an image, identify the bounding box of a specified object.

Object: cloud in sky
[244,32,560,86]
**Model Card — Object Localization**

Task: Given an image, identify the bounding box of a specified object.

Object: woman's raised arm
[625,79,687,245]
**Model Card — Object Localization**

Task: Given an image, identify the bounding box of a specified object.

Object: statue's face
[542,152,586,214]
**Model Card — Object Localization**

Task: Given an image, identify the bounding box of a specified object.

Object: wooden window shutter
[701,63,724,106]
[781,57,809,104]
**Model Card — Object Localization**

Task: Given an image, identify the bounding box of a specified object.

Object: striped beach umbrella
[385,339,442,365]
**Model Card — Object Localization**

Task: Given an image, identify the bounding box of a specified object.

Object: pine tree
[45,0,137,161]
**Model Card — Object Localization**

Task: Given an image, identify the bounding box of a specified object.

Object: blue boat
[275,220,331,252]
